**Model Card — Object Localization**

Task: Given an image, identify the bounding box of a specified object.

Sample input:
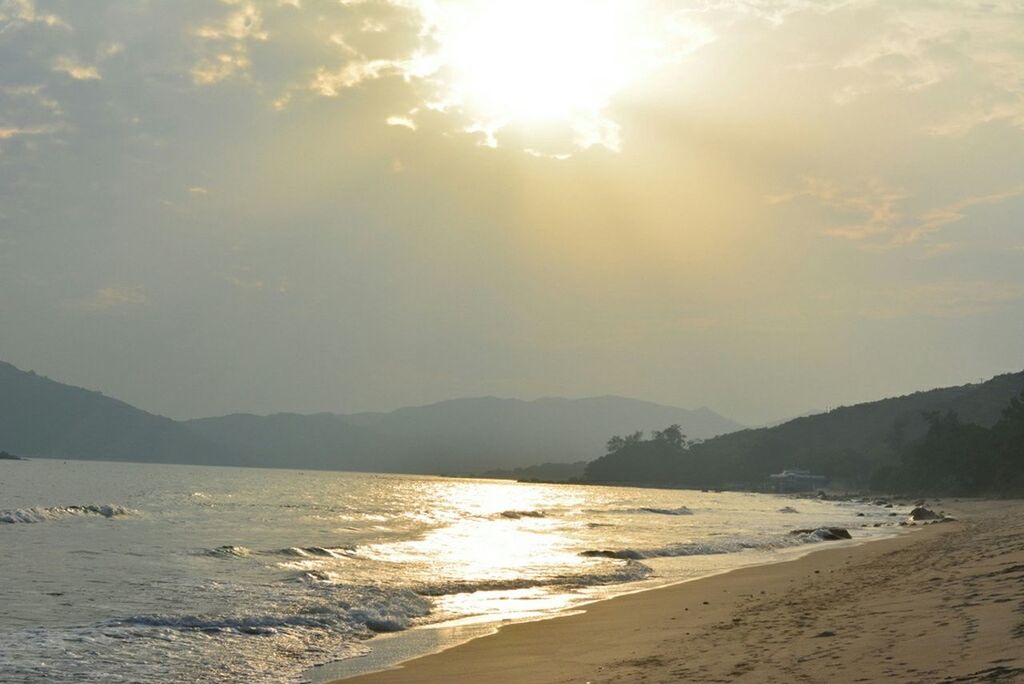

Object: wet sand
[337,500,1024,683]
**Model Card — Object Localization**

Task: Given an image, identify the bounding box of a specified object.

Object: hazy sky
[1,0,1022,425]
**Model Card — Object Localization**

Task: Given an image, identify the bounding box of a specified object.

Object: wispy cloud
[52,56,100,81]
[863,281,1024,319]
[68,286,148,313]
[772,178,1024,251]
[0,0,68,29]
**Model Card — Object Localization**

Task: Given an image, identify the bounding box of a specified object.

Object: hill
[185,396,743,474]
[584,371,1024,489]
[0,361,237,465]
[0,359,741,473]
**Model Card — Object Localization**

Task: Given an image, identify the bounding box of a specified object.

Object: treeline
[872,392,1024,495]
[584,385,1024,497]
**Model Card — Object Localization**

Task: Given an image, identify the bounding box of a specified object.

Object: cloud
[191,1,267,85]
[0,0,68,29]
[895,187,1024,246]
[51,56,101,80]
[309,59,402,96]
[69,286,148,313]
[193,2,267,42]
[770,177,908,241]
[773,178,1024,251]
[191,49,251,85]
[385,114,416,130]
[829,3,1024,135]
[864,281,1024,319]
[0,124,54,140]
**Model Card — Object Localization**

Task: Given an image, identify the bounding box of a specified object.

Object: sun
[428,1,641,133]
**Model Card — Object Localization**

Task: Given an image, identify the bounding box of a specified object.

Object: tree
[605,430,644,454]
[652,424,687,449]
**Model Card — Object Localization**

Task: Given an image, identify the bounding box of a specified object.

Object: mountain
[185,396,743,474]
[584,371,1024,489]
[0,361,236,465]
[0,359,741,473]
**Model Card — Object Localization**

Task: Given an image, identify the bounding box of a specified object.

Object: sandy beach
[339,500,1024,684]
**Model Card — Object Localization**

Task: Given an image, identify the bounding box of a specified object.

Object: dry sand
[338,500,1024,684]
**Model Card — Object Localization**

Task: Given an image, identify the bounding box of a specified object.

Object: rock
[856,512,865,516]
[910,507,941,521]
[778,506,800,514]
[814,630,836,638]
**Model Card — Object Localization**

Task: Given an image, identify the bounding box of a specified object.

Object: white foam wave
[414,560,652,596]
[498,510,546,519]
[581,526,855,560]
[0,504,134,524]
[274,546,356,559]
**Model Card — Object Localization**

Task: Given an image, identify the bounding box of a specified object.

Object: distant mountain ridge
[0,360,741,473]
[185,395,743,473]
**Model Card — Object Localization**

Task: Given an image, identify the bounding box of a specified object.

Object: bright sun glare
[436,1,639,127]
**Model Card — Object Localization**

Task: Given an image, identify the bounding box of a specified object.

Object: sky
[0,0,1022,425]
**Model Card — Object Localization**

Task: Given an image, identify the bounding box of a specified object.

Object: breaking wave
[637,506,693,516]
[274,546,357,559]
[0,504,134,524]
[201,545,254,558]
[580,526,855,560]
[413,560,652,596]
[498,510,546,519]
[108,586,432,637]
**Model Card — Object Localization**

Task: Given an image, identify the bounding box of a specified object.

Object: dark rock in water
[789,527,852,541]
[777,506,800,514]
[0,451,25,460]
[910,507,941,521]
[856,512,865,516]
[814,630,836,638]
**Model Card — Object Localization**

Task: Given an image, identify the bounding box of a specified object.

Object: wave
[109,585,432,637]
[201,545,254,558]
[637,506,693,516]
[498,510,545,519]
[0,504,134,524]
[274,546,357,559]
[198,545,358,560]
[583,505,694,516]
[413,560,652,596]
[580,526,855,560]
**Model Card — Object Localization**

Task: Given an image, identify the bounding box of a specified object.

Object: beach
[339,500,1024,684]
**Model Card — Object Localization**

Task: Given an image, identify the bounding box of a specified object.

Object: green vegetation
[585,372,1024,495]
[873,391,1024,495]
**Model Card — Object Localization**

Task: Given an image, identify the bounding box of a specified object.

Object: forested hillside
[585,371,1024,491]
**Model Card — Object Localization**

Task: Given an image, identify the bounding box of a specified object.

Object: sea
[0,459,905,683]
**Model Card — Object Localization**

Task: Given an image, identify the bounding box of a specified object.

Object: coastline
[333,500,1024,683]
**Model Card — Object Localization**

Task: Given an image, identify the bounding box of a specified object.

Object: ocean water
[0,460,903,683]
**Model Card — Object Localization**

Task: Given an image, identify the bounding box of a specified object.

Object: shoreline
[311,506,902,683]
[332,499,1024,683]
